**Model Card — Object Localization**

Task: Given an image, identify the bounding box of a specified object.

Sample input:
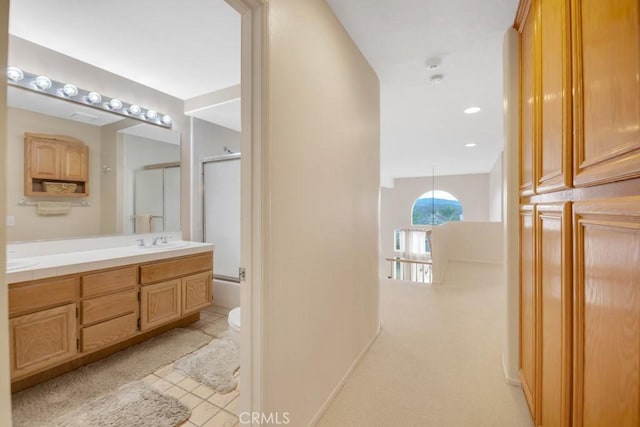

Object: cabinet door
[573,198,640,427]
[520,205,537,416]
[572,0,640,186]
[140,279,181,331]
[61,144,88,181]
[28,140,59,179]
[10,303,77,379]
[537,203,571,426]
[182,272,212,315]
[520,2,536,196]
[538,0,571,193]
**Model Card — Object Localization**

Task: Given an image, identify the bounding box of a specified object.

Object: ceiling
[8,0,517,184]
[325,0,518,186]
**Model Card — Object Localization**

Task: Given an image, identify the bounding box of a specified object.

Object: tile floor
[143,307,241,427]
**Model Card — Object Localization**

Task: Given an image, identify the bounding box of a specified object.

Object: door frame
[224,0,267,421]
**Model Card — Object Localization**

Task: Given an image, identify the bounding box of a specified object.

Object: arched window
[411,190,463,225]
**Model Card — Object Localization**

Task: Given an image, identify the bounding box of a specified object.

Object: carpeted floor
[12,327,211,427]
[317,262,534,427]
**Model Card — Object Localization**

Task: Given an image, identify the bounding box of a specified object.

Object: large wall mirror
[6,83,182,242]
[5,0,241,247]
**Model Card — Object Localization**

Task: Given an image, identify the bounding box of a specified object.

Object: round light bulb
[128,104,141,115]
[145,110,158,120]
[35,75,52,90]
[161,115,172,126]
[108,98,123,110]
[87,92,102,104]
[62,84,78,97]
[7,67,24,82]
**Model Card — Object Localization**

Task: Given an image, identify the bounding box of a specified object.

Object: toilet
[228,307,241,347]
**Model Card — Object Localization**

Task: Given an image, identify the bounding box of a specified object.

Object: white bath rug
[50,381,190,427]
[175,336,239,393]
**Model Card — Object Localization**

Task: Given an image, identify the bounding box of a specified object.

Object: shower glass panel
[203,156,241,281]
[134,165,180,233]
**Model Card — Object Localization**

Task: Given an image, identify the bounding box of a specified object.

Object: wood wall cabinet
[572,0,640,187]
[24,133,89,197]
[573,198,640,426]
[8,251,213,388]
[515,0,640,425]
[519,205,537,414]
[537,203,571,426]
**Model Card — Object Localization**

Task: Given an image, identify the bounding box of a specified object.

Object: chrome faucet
[152,236,168,245]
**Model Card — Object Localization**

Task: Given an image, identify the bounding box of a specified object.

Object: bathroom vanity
[6,240,214,391]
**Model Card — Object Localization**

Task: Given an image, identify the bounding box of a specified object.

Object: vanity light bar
[6,67,173,129]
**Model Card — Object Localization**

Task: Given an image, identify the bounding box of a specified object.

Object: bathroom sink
[138,241,190,251]
[7,259,38,271]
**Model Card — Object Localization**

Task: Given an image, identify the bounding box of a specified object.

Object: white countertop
[7,240,214,284]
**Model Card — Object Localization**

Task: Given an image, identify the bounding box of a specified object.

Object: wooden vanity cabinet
[80,266,138,352]
[9,303,77,380]
[8,251,213,389]
[139,254,213,331]
[24,133,89,197]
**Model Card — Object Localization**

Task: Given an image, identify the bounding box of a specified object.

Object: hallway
[318,262,532,427]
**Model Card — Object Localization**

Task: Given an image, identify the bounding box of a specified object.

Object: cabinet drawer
[82,266,137,297]
[139,252,213,284]
[81,313,138,353]
[10,303,77,379]
[9,277,77,317]
[82,291,137,325]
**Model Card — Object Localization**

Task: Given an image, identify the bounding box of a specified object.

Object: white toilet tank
[228,307,241,347]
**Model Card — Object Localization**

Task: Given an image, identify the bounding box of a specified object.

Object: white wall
[0,1,13,423]
[263,0,380,423]
[380,173,490,278]
[431,221,503,283]
[6,107,103,241]
[191,117,241,242]
[489,152,503,222]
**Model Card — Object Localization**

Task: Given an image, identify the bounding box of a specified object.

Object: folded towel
[135,214,152,233]
[37,201,71,216]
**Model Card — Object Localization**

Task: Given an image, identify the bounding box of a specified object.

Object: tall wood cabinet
[515,0,640,425]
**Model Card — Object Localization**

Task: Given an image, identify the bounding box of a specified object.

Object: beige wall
[263,0,380,423]
[6,108,103,241]
[380,173,491,278]
[0,0,13,423]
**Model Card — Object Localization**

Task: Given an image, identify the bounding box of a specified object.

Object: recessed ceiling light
[465,143,477,147]
[464,107,481,114]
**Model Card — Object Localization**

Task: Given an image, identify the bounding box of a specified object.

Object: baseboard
[502,352,521,387]
[309,321,382,426]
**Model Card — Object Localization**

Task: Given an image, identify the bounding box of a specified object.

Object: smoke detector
[425,57,441,71]
[430,74,444,84]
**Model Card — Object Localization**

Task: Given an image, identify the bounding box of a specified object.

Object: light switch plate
[6,216,15,226]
